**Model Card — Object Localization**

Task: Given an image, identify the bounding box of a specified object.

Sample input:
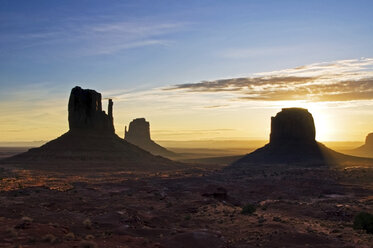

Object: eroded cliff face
[270,108,316,145]
[365,133,373,148]
[68,86,114,132]
[125,118,151,143]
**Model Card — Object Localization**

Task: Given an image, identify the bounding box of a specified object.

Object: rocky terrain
[0,164,372,248]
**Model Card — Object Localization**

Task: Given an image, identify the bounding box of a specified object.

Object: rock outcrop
[232,108,333,166]
[1,86,182,172]
[347,133,373,158]
[125,118,175,157]
[68,86,114,132]
[270,108,316,145]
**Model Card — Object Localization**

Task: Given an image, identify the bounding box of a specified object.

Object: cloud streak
[1,17,185,56]
[166,58,373,102]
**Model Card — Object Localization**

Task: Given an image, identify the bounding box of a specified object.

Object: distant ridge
[1,86,183,172]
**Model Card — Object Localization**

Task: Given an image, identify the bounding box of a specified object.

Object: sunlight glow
[272,100,333,141]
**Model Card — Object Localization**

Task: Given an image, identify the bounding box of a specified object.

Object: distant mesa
[1,86,182,172]
[232,108,372,167]
[124,118,175,157]
[346,133,373,158]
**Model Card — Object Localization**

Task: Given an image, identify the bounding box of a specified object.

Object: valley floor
[0,164,372,248]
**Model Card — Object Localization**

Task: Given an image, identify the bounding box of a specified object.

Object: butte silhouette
[232,108,373,167]
[124,118,175,158]
[1,86,182,171]
[347,133,373,158]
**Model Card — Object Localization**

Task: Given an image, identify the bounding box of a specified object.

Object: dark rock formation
[68,86,114,132]
[347,133,373,158]
[125,118,151,143]
[232,108,334,166]
[232,108,373,167]
[1,86,183,172]
[124,118,175,158]
[270,108,315,145]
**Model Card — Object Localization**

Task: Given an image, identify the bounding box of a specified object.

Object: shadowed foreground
[0,165,372,248]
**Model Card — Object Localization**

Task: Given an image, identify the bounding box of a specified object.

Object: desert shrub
[83,218,92,229]
[64,232,75,241]
[273,216,282,222]
[80,240,98,248]
[42,234,56,244]
[6,227,17,237]
[20,216,33,223]
[353,212,373,234]
[241,204,256,215]
[85,234,95,240]
[15,216,33,229]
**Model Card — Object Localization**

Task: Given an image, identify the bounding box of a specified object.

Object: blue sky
[1,0,373,142]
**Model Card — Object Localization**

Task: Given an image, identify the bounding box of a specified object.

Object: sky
[1,0,373,143]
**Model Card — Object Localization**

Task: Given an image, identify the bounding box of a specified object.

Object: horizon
[1,1,373,143]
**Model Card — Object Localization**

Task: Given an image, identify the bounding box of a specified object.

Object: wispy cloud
[1,18,186,56]
[165,58,373,102]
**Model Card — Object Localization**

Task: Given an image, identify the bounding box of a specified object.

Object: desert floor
[0,161,372,248]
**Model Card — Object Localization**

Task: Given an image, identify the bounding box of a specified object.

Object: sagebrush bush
[83,218,92,229]
[80,240,98,248]
[353,212,373,234]
[85,234,95,240]
[42,234,56,244]
[241,204,256,215]
[64,232,75,240]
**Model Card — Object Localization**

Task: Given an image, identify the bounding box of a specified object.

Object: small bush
[83,218,92,229]
[85,234,95,240]
[273,216,282,222]
[42,234,56,244]
[353,212,373,234]
[20,216,33,223]
[6,227,17,237]
[241,204,256,215]
[80,240,98,248]
[64,232,75,241]
[15,216,33,229]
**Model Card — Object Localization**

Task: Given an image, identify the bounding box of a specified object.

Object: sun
[273,100,333,141]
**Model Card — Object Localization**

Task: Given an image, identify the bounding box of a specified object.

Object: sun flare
[272,100,333,141]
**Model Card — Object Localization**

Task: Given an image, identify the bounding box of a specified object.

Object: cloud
[166,58,373,102]
[2,18,185,56]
